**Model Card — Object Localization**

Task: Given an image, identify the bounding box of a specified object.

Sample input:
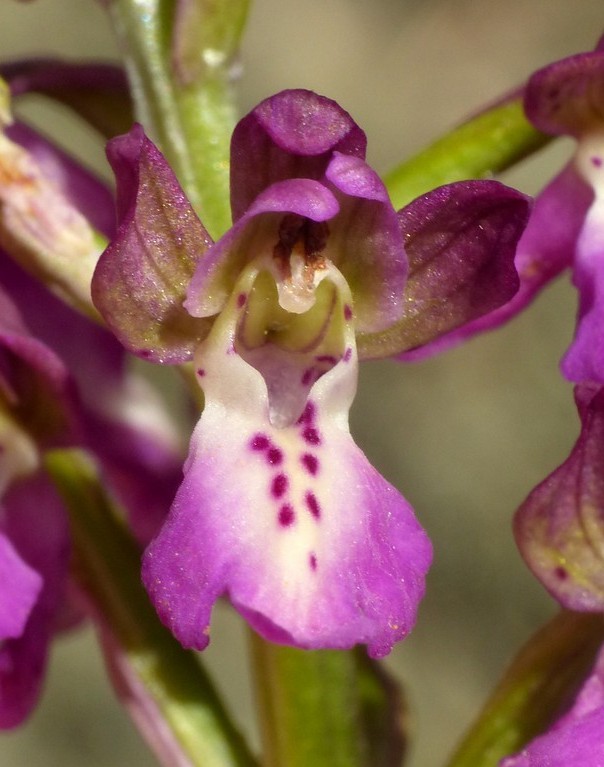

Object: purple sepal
[1,58,133,139]
[394,166,590,362]
[501,645,604,767]
[0,474,69,729]
[514,384,604,611]
[525,50,604,138]
[230,89,366,220]
[355,180,530,360]
[92,124,214,364]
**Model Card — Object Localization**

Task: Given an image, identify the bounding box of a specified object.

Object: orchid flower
[93,88,530,657]
[475,40,604,617]
[0,80,184,727]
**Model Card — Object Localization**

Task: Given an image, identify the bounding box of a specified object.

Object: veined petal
[324,152,407,333]
[144,265,431,657]
[230,89,366,220]
[514,384,604,611]
[92,125,213,363]
[393,168,586,362]
[356,180,530,360]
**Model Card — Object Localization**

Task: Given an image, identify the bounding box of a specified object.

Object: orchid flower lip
[144,257,431,656]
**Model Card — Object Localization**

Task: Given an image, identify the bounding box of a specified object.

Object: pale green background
[1,1,603,765]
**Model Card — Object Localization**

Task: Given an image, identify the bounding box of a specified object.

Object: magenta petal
[357,180,530,360]
[144,277,431,657]
[562,190,604,383]
[92,124,213,363]
[525,50,604,137]
[397,166,589,361]
[324,153,407,333]
[230,89,366,220]
[0,474,69,728]
[0,532,41,641]
[514,385,604,611]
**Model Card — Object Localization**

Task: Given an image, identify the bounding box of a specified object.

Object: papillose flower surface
[93,89,530,656]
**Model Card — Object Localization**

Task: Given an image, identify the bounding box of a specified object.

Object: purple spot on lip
[196,368,205,377]
[305,491,321,519]
[343,347,352,363]
[301,453,319,476]
[309,553,317,571]
[237,292,247,307]
[278,504,295,527]
[316,354,337,364]
[344,304,352,321]
[592,156,603,167]
[303,427,320,446]
[297,401,316,425]
[251,434,270,451]
[554,566,568,580]
[301,368,314,386]
[267,447,283,466]
[271,473,288,498]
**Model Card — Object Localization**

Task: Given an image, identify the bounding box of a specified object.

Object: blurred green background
[2,1,604,765]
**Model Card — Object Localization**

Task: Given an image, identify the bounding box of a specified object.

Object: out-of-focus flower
[501,643,604,767]
[0,69,183,726]
[94,89,529,657]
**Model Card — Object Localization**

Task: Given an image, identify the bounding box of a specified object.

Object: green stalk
[384,98,550,210]
[46,449,258,767]
[445,610,604,767]
[107,0,248,238]
[250,636,405,767]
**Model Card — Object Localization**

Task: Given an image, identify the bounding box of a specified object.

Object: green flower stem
[249,635,405,767]
[384,99,550,210]
[107,0,248,238]
[45,449,258,767]
[445,610,604,767]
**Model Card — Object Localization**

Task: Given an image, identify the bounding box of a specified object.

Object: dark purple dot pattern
[249,402,325,533]
[272,473,288,498]
[592,156,603,167]
[305,491,321,519]
[301,453,319,476]
[279,504,295,526]
[343,347,352,363]
[237,292,247,307]
[344,304,353,321]
[196,368,206,377]
[309,553,318,571]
